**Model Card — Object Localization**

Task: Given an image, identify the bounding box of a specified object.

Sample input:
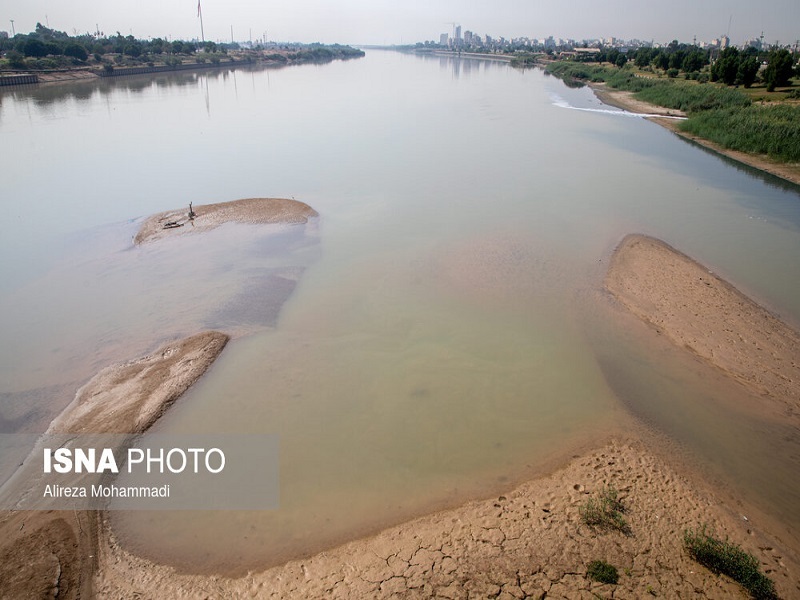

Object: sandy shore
[606,234,800,427]
[591,83,800,187]
[134,197,318,245]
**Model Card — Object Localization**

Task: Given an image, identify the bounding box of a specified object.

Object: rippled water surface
[1,51,799,571]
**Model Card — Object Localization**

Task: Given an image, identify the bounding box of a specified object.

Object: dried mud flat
[94,440,799,598]
[133,197,318,245]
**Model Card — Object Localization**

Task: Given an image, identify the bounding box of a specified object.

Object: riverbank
[0,44,366,88]
[590,82,800,187]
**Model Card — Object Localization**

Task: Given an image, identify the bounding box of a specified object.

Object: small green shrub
[587,560,619,584]
[683,526,777,599]
[580,485,630,535]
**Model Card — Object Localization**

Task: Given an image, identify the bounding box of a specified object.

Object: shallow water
[2,51,800,570]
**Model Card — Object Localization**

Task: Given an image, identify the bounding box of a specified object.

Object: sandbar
[134,197,318,245]
[605,234,800,426]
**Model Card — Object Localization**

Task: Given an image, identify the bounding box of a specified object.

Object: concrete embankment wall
[0,74,39,87]
[98,61,241,77]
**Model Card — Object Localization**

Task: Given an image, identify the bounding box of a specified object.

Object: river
[1,50,799,572]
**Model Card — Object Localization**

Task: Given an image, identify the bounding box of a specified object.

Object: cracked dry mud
[94,441,799,599]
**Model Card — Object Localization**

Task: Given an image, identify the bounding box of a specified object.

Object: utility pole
[230,25,234,44]
[9,19,15,36]
[197,1,205,43]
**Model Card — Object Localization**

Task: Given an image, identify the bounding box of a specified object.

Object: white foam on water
[550,93,686,120]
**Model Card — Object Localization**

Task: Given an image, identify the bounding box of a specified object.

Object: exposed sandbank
[591,82,800,187]
[605,234,800,427]
[134,197,318,245]
[48,331,228,435]
[0,332,229,600]
[1,196,318,598]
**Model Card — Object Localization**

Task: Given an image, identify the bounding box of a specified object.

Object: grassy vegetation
[547,61,800,165]
[586,560,619,584]
[681,104,800,162]
[683,526,777,599]
[546,62,751,113]
[579,485,631,535]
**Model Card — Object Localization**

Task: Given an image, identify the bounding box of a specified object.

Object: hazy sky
[1,0,797,47]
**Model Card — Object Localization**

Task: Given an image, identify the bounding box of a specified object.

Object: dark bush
[684,527,777,599]
[587,560,619,584]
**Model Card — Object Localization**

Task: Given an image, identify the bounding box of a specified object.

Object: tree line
[1,23,364,72]
[577,41,798,90]
[1,23,226,69]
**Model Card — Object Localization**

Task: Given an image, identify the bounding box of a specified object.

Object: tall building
[455,25,462,44]
[720,35,730,49]
[440,33,449,46]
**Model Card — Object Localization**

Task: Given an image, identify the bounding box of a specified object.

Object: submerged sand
[134,197,318,245]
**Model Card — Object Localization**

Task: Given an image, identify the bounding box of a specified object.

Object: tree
[653,52,670,71]
[64,43,88,61]
[22,37,47,57]
[669,50,686,70]
[763,48,794,91]
[634,47,654,68]
[6,50,26,69]
[682,51,706,73]
[711,47,740,85]
[615,53,628,68]
[124,42,143,57]
[736,56,759,88]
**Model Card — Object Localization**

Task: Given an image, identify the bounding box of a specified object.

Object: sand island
[1,199,799,597]
[133,197,318,245]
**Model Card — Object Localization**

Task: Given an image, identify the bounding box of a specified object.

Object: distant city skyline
[0,0,797,48]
